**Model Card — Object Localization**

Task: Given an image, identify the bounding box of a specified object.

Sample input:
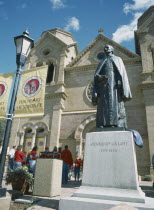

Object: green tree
[0,119,6,146]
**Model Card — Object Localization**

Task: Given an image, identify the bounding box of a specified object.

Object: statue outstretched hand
[95,74,108,83]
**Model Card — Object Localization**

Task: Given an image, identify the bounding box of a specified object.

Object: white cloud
[112,12,142,43]
[124,0,154,14]
[50,0,65,9]
[64,17,80,32]
[112,0,154,44]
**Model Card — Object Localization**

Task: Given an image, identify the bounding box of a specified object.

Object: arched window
[25,128,32,133]
[46,63,54,84]
[36,127,44,133]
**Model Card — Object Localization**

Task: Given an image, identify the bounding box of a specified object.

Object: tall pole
[0,64,22,197]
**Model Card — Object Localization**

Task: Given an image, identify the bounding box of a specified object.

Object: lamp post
[0,30,34,197]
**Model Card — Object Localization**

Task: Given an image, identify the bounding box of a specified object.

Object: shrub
[142,175,154,181]
[5,166,33,190]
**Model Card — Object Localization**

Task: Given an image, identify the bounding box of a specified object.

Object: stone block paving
[27,181,81,210]
[5,180,154,210]
[8,181,81,210]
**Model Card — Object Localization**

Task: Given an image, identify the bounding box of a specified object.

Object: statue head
[104,45,114,55]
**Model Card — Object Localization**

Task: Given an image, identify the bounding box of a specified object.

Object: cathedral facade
[9,6,154,175]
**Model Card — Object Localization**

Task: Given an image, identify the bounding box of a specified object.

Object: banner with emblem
[37,137,46,154]
[0,72,14,118]
[15,66,48,117]
[24,138,32,153]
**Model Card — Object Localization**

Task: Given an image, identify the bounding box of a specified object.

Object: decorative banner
[37,137,45,155]
[15,66,48,117]
[24,138,32,154]
[0,73,14,118]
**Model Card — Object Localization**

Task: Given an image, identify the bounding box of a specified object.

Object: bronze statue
[92,45,132,130]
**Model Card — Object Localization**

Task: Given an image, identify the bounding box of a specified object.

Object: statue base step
[74,186,145,203]
[59,196,154,210]
[96,127,125,131]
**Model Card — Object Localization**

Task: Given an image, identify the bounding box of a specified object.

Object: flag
[15,66,48,117]
[0,73,14,118]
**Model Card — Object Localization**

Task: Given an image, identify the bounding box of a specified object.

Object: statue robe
[92,54,132,128]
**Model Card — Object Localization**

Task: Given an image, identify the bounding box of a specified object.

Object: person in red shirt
[40,147,50,158]
[49,146,58,158]
[74,157,82,181]
[61,145,73,184]
[29,146,38,173]
[14,146,26,170]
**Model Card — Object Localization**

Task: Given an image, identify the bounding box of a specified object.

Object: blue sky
[0,0,154,74]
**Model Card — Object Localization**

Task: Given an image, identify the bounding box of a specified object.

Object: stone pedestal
[33,159,62,197]
[59,131,154,209]
[0,196,11,210]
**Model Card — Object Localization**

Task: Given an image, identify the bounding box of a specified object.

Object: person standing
[51,146,58,158]
[14,146,26,170]
[74,157,82,181]
[29,146,38,173]
[8,145,16,170]
[61,145,73,184]
[40,147,50,158]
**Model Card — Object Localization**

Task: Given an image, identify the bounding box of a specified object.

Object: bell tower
[135,6,154,174]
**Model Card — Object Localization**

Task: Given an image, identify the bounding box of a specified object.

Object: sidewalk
[7,180,81,210]
[4,180,154,210]
[28,181,82,210]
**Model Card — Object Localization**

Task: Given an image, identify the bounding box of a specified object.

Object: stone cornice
[135,28,148,35]
[139,81,154,90]
[45,92,67,100]
[42,28,73,38]
[124,58,142,65]
[62,110,96,115]
[135,31,148,38]
[65,58,142,72]
[141,72,154,75]
[141,72,154,83]
[65,64,97,72]
[46,81,66,88]
[138,6,154,28]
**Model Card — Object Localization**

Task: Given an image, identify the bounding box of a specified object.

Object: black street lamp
[0,30,34,197]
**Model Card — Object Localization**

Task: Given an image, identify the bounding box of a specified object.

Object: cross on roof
[98,28,104,33]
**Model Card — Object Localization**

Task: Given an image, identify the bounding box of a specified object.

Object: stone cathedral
[9,7,154,175]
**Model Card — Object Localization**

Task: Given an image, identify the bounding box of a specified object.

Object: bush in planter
[5,166,33,194]
[142,175,154,181]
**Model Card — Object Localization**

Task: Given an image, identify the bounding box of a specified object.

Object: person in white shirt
[8,146,16,170]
